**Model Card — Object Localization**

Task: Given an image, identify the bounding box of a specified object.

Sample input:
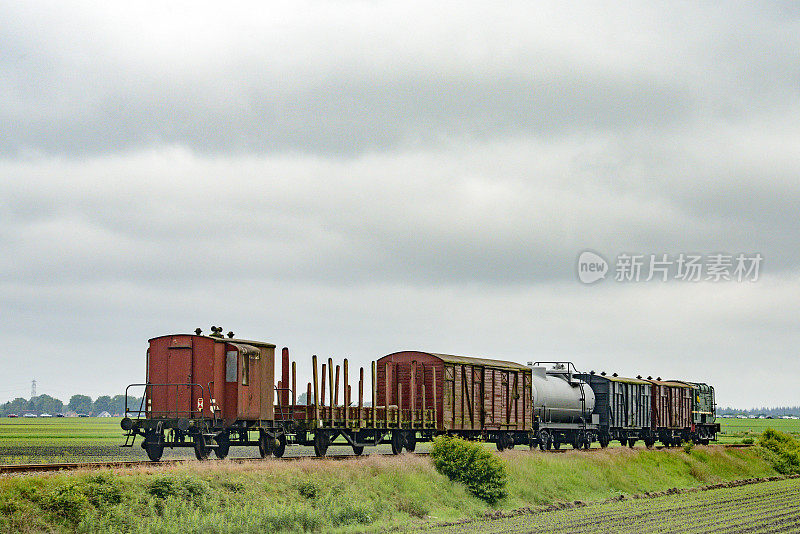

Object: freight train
[121,329,720,461]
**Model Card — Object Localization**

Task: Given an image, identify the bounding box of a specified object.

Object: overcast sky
[1,2,799,408]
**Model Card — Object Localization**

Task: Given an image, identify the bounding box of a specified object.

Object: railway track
[0,443,752,475]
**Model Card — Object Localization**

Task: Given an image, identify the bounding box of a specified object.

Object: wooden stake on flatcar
[343,359,349,428]
[312,355,319,424]
[328,358,334,425]
[321,363,326,408]
[358,367,364,428]
[281,347,290,407]
[292,361,297,410]
[335,364,340,410]
[306,382,312,421]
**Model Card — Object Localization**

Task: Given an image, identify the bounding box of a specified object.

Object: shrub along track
[0,443,753,476]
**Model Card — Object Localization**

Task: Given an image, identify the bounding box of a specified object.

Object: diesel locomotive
[121,328,719,460]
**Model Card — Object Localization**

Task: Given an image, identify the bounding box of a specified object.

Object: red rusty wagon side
[377,351,532,450]
[648,379,692,446]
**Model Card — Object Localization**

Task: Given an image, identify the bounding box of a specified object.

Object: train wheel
[552,439,561,450]
[628,439,637,448]
[391,431,404,455]
[258,431,274,458]
[352,444,365,456]
[194,434,211,461]
[314,432,330,457]
[496,437,505,452]
[598,434,610,448]
[404,432,417,452]
[644,437,655,449]
[538,431,550,451]
[145,442,164,462]
[273,434,287,458]
[214,433,230,459]
[144,431,164,462]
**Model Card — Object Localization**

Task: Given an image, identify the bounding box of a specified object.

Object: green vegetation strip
[0,445,784,533]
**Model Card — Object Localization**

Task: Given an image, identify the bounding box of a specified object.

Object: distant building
[64,411,78,417]
[97,411,111,418]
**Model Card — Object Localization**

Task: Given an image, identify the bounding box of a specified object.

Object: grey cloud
[1,3,798,157]
[1,2,799,408]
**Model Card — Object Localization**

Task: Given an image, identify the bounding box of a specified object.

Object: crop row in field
[429,477,800,533]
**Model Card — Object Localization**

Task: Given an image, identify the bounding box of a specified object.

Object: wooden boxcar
[376,352,532,449]
[580,373,653,447]
[649,379,692,445]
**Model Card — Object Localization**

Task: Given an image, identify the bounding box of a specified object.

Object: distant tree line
[718,406,800,417]
[0,394,143,416]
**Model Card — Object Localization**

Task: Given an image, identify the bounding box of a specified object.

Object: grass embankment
[0,445,780,533]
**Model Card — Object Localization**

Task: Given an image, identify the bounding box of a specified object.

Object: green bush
[147,475,209,504]
[297,480,320,499]
[742,437,754,445]
[41,485,89,523]
[758,428,800,474]
[431,435,507,504]
[81,473,123,507]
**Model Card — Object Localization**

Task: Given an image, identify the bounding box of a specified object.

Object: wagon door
[612,382,625,428]
[166,338,193,418]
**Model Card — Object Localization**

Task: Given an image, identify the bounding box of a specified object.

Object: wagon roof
[147,334,276,348]
[649,379,693,388]
[226,338,276,349]
[411,351,530,371]
[582,373,651,385]
[667,380,700,389]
